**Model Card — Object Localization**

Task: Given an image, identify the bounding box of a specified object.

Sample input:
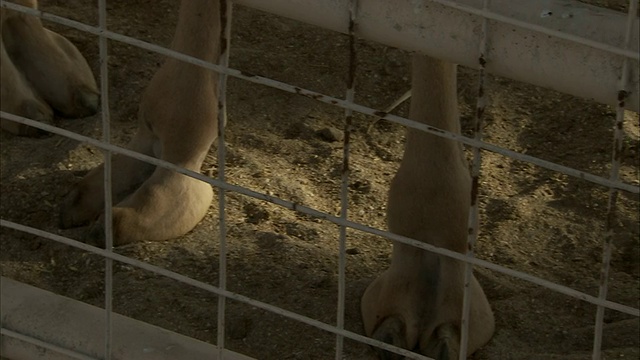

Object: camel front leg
[85,167,213,246]
[59,130,156,229]
[362,54,495,359]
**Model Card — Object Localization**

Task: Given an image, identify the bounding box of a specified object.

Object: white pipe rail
[236,0,640,112]
[0,277,253,360]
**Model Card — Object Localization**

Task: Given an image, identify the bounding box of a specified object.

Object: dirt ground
[1,0,638,359]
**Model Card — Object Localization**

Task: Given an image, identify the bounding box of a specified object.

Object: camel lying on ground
[361,55,495,359]
[0,0,98,136]
[59,0,221,246]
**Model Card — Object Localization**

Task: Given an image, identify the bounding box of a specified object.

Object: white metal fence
[0,0,638,359]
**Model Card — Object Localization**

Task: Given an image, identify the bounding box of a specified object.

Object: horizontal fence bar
[0,221,432,360]
[234,0,639,111]
[4,0,637,111]
[0,115,638,318]
[1,328,98,360]
[1,2,638,193]
[1,39,637,197]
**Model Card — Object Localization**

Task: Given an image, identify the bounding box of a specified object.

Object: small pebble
[317,127,344,142]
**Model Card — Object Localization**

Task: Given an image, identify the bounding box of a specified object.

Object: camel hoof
[371,316,408,360]
[59,189,81,229]
[20,125,50,137]
[66,86,99,119]
[84,220,107,248]
[59,187,96,229]
[0,92,54,137]
[421,323,460,360]
[18,99,54,136]
[1,119,50,137]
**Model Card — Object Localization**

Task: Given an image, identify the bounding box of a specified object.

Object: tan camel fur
[361,54,495,359]
[60,0,220,246]
[0,0,98,135]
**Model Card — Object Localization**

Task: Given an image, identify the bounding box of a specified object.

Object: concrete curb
[1,277,254,360]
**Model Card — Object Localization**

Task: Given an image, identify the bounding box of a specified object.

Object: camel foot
[84,219,107,248]
[0,99,52,136]
[59,185,100,229]
[421,323,460,360]
[371,316,408,360]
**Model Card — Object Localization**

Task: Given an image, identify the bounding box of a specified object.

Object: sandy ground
[1,0,638,359]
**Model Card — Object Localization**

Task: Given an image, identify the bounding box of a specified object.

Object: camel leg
[59,127,157,229]
[82,101,217,246]
[361,54,495,358]
[63,0,221,246]
[1,0,99,118]
[0,30,52,136]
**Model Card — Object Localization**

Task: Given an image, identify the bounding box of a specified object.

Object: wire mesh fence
[0,0,638,359]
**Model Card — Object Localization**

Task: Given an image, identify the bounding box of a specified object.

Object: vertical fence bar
[97,0,114,358]
[592,1,637,359]
[459,0,490,358]
[335,1,358,358]
[216,0,232,356]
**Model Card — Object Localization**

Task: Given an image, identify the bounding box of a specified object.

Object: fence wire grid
[0,0,638,360]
